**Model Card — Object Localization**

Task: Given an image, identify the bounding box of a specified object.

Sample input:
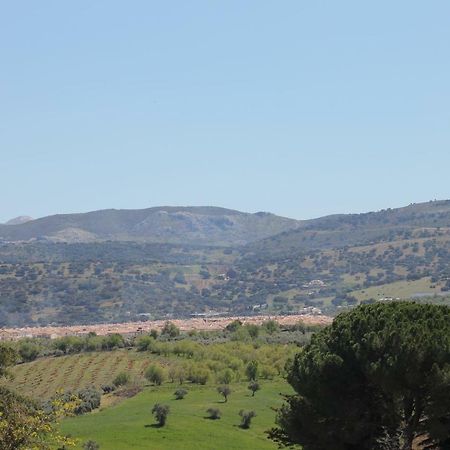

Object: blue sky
[1,1,449,222]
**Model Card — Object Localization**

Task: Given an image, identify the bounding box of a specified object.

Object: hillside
[244,199,450,259]
[1,200,450,327]
[0,206,300,246]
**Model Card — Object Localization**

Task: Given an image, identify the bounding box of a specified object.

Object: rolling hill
[1,200,450,327]
[0,207,300,246]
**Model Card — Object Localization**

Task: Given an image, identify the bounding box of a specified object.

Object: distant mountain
[4,216,33,225]
[0,206,301,246]
[1,200,450,326]
[244,199,450,259]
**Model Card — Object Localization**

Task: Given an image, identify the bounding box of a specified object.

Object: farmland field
[8,350,152,399]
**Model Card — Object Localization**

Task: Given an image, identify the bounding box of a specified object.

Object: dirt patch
[0,314,332,340]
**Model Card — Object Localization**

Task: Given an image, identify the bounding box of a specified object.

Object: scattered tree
[217,385,231,403]
[206,408,221,420]
[262,319,279,335]
[149,329,158,339]
[112,371,130,388]
[245,360,258,381]
[161,321,180,338]
[239,410,256,429]
[225,320,242,332]
[174,388,188,400]
[217,368,233,385]
[248,381,260,397]
[83,441,100,450]
[144,364,166,386]
[151,403,170,427]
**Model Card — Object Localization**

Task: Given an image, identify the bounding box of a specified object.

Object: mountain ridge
[0,206,301,246]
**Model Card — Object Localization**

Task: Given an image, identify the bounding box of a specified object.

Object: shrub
[144,364,166,386]
[217,385,231,402]
[245,360,259,381]
[225,320,242,332]
[248,381,260,397]
[100,384,115,394]
[161,321,180,338]
[83,440,100,450]
[74,387,101,415]
[18,342,40,362]
[206,407,221,420]
[217,368,233,385]
[152,403,170,426]
[239,410,256,429]
[262,319,279,335]
[101,333,124,351]
[136,335,155,352]
[174,388,188,400]
[112,371,130,387]
[188,367,210,385]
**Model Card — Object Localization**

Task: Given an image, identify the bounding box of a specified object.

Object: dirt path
[0,314,333,340]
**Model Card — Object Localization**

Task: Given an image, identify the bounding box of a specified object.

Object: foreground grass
[61,379,291,450]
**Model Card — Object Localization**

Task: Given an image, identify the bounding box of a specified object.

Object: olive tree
[151,403,170,427]
[217,386,231,403]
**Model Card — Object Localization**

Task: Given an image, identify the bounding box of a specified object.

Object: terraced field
[8,349,153,399]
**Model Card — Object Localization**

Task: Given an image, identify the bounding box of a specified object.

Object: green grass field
[349,277,439,302]
[61,379,291,450]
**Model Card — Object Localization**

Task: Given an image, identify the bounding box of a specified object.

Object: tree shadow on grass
[145,423,164,428]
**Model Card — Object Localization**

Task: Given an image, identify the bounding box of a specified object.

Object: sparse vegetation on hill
[1,200,450,326]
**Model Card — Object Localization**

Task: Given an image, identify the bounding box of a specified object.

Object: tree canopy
[270,302,450,450]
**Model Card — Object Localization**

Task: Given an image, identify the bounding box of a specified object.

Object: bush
[101,333,125,351]
[136,335,155,352]
[152,403,170,426]
[225,320,242,332]
[74,387,101,415]
[161,321,180,338]
[206,407,221,420]
[100,384,115,394]
[248,381,260,397]
[188,367,210,385]
[262,319,279,335]
[144,364,166,386]
[216,368,234,385]
[18,342,40,362]
[239,410,256,429]
[174,388,188,400]
[245,360,259,381]
[217,385,231,402]
[83,440,100,450]
[112,371,130,387]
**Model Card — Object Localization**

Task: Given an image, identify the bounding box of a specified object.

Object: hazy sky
[1,1,449,222]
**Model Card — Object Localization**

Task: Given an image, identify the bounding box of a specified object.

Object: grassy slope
[61,380,291,450]
[349,277,439,302]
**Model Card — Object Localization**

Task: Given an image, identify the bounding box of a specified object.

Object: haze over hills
[4,216,34,226]
[0,206,301,246]
[244,199,450,259]
[1,199,450,327]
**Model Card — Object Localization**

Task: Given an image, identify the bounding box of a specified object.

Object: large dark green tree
[270,302,450,450]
